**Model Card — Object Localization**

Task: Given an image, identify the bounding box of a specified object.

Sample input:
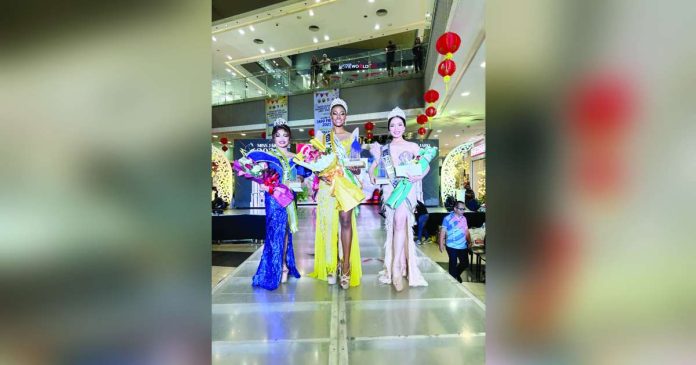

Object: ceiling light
[226,55,232,60]
[238,29,245,35]
[445,143,449,146]
[212,36,217,42]
[249,25,255,31]
[241,133,247,136]
[257,90,263,94]
[480,61,486,68]
[269,46,275,52]
[374,24,380,30]
[213,135,218,138]
[369,0,375,2]
[313,37,318,43]
[455,134,460,137]
[437,129,442,133]
[434,134,439,138]
[315,0,320,3]
[309,9,314,16]
[299,128,305,132]
[461,91,471,96]
[226,68,232,72]
[260,49,265,53]
[324,35,329,41]
[426,12,431,17]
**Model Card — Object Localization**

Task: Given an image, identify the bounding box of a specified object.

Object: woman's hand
[407,172,423,183]
[348,166,361,175]
[319,176,331,184]
[259,184,270,192]
[369,174,376,185]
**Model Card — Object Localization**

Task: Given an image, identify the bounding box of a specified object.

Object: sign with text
[313,89,340,135]
[471,142,486,157]
[265,95,288,139]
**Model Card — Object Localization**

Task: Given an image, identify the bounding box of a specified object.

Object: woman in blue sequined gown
[246,122,310,290]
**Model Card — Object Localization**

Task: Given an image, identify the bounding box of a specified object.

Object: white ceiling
[212,0,434,78]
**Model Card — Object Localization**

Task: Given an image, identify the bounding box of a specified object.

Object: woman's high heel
[281,266,289,283]
[340,265,350,290]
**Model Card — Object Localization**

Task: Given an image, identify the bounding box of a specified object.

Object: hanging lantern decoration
[425,106,437,118]
[436,32,462,59]
[424,89,440,104]
[308,128,315,137]
[366,131,374,140]
[417,127,427,136]
[221,145,228,152]
[438,59,457,83]
[417,114,428,125]
[220,137,229,145]
[261,132,267,139]
[364,121,375,131]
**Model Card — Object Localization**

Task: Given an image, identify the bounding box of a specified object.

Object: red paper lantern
[438,59,456,78]
[424,89,440,104]
[417,114,428,125]
[425,106,437,118]
[261,132,267,139]
[220,137,229,145]
[418,127,427,136]
[366,132,374,139]
[308,128,315,137]
[436,32,462,56]
[364,121,375,131]
[221,145,228,152]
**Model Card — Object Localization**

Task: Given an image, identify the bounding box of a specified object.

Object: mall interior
[211,0,485,363]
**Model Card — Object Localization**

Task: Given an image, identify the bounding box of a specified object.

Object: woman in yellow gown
[308,98,364,289]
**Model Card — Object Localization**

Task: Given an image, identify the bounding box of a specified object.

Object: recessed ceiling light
[426,12,431,17]
[369,0,375,2]
[249,25,255,31]
[231,72,236,76]
[226,55,232,60]
[374,24,380,30]
[437,129,442,133]
[257,90,263,94]
[480,61,486,68]
[315,0,320,3]
[238,29,245,35]
[226,68,232,72]
[212,36,217,42]
[324,35,329,41]
[434,134,439,138]
[461,91,471,96]
[299,128,305,132]
[241,133,247,136]
[309,9,314,16]
[269,46,275,52]
[313,37,318,43]
[260,49,266,53]
[455,134,460,137]
[445,143,449,146]
[213,135,218,138]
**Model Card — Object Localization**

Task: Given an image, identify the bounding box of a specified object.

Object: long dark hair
[271,124,292,142]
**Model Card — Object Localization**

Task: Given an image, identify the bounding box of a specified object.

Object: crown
[387,106,406,122]
[329,98,348,113]
[273,118,288,127]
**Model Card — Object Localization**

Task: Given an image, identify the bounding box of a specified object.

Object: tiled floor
[212,205,485,364]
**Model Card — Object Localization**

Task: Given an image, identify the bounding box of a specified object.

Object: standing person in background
[439,201,472,283]
[412,37,423,73]
[414,200,429,245]
[385,40,396,77]
[310,55,319,88]
[320,53,332,86]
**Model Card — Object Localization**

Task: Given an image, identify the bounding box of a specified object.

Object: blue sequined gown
[246,150,310,291]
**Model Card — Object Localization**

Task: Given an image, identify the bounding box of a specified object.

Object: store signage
[338,62,370,70]
[471,143,486,157]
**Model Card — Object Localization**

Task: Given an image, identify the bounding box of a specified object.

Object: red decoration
[366,132,374,139]
[438,59,456,78]
[424,89,440,104]
[221,145,228,152]
[364,121,375,131]
[308,128,315,137]
[220,137,229,145]
[436,32,462,56]
[425,106,437,118]
[261,132,267,139]
[418,127,427,136]
[417,114,428,125]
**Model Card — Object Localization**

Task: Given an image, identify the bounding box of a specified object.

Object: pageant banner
[313,89,339,134]
[265,95,288,138]
[417,139,441,206]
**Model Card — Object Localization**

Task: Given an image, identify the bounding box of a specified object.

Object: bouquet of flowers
[232,156,295,208]
[385,145,438,209]
[293,138,365,212]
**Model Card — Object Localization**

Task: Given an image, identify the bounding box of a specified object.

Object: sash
[380,144,399,188]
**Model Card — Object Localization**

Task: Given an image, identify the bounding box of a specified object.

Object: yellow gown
[308,135,363,287]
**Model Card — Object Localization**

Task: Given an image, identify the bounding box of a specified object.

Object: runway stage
[212,205,485,364]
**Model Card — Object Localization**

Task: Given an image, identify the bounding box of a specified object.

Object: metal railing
[212,42,429,106]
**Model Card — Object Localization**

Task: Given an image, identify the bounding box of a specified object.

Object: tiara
[273,118,288,127]
[387,106,406,122]
[329,98,348,113]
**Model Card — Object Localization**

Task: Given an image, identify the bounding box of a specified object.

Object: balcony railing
[212,42,429,106]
